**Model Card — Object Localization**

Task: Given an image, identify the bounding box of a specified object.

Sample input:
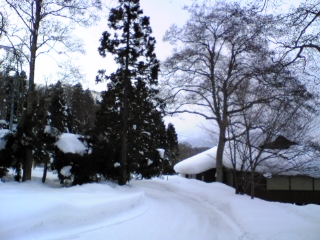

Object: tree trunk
[234,170,239,194]
[250,169,255,199]
[216,125,226,182]
[23,0,42,181]
[119,9,131,186]
[120,95,128,185]
[23,148,33,181]
[23,56,35,180]
[42,162,47,183]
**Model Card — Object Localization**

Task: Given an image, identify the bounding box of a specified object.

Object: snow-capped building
[174,147,233,183]
[174,142,320,204]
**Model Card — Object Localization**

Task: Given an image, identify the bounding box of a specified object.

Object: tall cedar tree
[97,0,160,185]
[165,123,179,173]
[31,87,56,183]
[48,81,70,133]
[70,83,85,133]
[70,83,96,134]
[30,83,66,183]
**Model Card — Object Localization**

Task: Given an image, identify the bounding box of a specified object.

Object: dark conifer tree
[97,0,160,185]
[48,81,70,133]
[70,83,84,134]
[164,123,179,174]
[144,110,167,177]
[94,89,123,180]
[125,80,161,178]
[32,88,56,183]
[82,89,96,131]
[0,71,27,181]
[70,83,96,134]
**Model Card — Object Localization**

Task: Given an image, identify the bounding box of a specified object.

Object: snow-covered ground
[1,168,320,240]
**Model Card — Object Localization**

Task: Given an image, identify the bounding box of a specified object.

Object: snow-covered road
[77,180,243,240]
[1,169,320,240]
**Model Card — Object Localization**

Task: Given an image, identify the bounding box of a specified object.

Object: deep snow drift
[1,168,320,240]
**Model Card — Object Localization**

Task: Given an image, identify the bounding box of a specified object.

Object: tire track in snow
[136,180,246,239]
[73,180,246,240]
[44,179,247,240]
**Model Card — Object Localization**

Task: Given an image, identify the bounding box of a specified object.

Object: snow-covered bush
[53,151,99,185]
[0,131,24,181]
[53,133,96,185]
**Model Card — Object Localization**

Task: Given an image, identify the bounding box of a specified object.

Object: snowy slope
[1,168,320,240]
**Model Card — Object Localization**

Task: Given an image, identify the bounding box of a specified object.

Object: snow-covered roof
[55,133,87,156]
[174,148,216,174]
[174,145,320,178]
[174,147,233,174]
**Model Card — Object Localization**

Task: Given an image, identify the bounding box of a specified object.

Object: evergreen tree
[31,88,56,183]
[48,81,70,133]
[0,71,27,130]
[0,70,27,181]
[70,83,96,134]
[32,81,71,183]
[164,123,179,174]
[94,89,123,180]
[146,110,167,177]
[97,0,160,184]
[125,81,163,179]
[0,132,24,181]
[82,89,97,131]
[69,83,84,133]
[0,132,14,178]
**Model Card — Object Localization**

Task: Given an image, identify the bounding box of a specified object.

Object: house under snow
[174,144,320,205]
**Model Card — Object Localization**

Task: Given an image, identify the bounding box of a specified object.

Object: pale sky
[0,0,304,146]
[35,0,194,87]
[33,0,300,147]
[76,0,194,91]
[33,0,214,146]
[34,0,301,88]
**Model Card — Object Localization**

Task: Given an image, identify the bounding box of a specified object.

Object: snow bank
[158,177,320,240]
[0,168,147,240]
[55,133,87,155]
[1,169,320,240]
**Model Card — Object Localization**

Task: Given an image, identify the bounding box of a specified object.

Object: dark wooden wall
[194,168,320,205]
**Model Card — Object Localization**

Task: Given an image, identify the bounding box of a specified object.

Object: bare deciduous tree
[1,0,102,181]
[250,0,320,70]
[0,11,7,37]
[162,2,282,182]
[226,65,318,197]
